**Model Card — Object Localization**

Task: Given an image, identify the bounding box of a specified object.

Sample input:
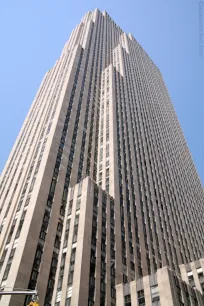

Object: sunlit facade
[0,9,203,306]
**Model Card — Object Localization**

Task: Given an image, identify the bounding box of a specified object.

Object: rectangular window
[123,274,127,283]
[57,221,63,232]
[54,236,61,249]
[65,298,71,306]
[68,200,73,215]
[197,267,203,278]
[57,277,63,289]
[16,200,23,212]
[111,287,116,298]
[130,261,135,271]
[74,215,79,225]
[29,177,36,193]
[138,290,145,305]
[101,281,106,292]
[76,198,81,210]
[90,275,95,287]
[25,196,30,207]
[2,263,11,280]
[73,225,78,243]
[68,271,74,284]
[187,271,194,281]
[70,248,76,263]
[124,294,131,306]
[151,285,160,305]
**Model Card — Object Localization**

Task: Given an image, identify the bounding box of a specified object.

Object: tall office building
[0,8,203,306]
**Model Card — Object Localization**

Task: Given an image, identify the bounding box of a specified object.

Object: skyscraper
[0,8,203,306]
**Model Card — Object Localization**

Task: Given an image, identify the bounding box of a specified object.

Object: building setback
[116,264,204,306]
[0,8,203,306]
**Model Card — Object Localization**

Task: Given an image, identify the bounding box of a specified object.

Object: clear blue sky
[0,1,203,184]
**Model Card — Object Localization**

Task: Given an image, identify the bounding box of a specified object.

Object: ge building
[0,9,203,306]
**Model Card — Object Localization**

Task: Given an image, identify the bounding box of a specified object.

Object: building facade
[180,258,204,294]
[0,8,203,306]
[51,177,117,306]
[116,264,204,306]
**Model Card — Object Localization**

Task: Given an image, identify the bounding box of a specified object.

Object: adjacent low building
[116,261,204,306]
[180,258,204,294]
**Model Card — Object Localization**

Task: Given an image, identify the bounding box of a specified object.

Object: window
[138,266,143,276]
[57,221,63,232]
[111,287,116,298]
[0,250,7,272]
[17,200,23,212]
[197,267,203,278]
[57,277,63,289]
[123,274,127,283]
[187,271,194,281]
[111,266,115,276]
[68,200,73,215]
[25,196,30,207]
[76,198,81,210]
[185,292,191,305]
[88,299,94,306]
[90,248,96,266]
[36,247,43,260]
[176,287,184,305]
[22,182,28,195]
[93,197,98,212]
[74,215,79,226]
[138,290,145,305]
[124,294,131,306]
[151,285,160,305]
[65,298,71,306]
[105,177,109,190]
[31,270,38,281]
[29,177,36,193]
[101,281,106,292]
[15,212,26,239]
[54,236,60,249]
[100,297,105,306]
[68,271,74,284]
[130,261,135,271]
[2,262,11,280]
[101,258,106,270]
[122,257,127,265]
[6,219,16,244]
[77,181,83,200]
[90,273,95,287]
[101,238,106,252]
[40,230,46,241]
[70,248,76,264]
[73,225,78,243]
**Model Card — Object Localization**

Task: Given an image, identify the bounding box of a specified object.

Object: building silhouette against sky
[0,9,203,306]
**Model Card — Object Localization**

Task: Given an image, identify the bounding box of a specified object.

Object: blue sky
[0,0,203,184]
